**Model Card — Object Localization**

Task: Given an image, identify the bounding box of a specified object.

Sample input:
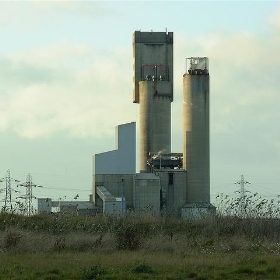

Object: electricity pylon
[0,169,20,212]
[17,173,42,216]
[235,175,251,199]
[235,175,251,217]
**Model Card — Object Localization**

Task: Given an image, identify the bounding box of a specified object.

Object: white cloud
[1,3,279,156]
[0,42,136,139]
[0,1,118,31]
[8,41,92,70]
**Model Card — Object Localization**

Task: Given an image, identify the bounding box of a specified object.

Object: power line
[40,185,90,191]
[10,170,90,180]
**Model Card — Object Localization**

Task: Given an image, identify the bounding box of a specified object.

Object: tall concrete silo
[133,31,173,172]
[182,57,210,203]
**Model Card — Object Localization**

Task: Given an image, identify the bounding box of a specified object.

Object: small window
[168,173,173,185]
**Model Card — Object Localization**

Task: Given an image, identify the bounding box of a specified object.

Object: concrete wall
[133,31,173,103]
[181,202,216,219]
[133,31,173,173]
[93,122,136,175]
[37,198,96,215]
[93,122,136,205]
[133,173,161,216]
[139,81,172,172]
[182,73,210,203]
[157,170,187,216]
[96,185,126,216]
[37,198,52,213]
[103,199,124,216]
[93,174,134,207]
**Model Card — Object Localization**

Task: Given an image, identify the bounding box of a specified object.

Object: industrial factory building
[92,30,215,218]
[38,30,216,218]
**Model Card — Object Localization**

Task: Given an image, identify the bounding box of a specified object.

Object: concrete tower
[133,31,173,172]
[182,57,210,203]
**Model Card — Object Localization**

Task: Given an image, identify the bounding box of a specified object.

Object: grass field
[0,250,280,279]
[0,211,280,279]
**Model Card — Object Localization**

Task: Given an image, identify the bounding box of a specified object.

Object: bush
[115,224,142,250]
[54,236,66,252]
[4,230,22,250]
[82,265,104,280]
[132,262,154,274]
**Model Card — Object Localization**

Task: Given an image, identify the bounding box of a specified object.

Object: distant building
[37,198,96,216]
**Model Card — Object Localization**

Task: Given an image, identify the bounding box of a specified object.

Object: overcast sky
[0,1,279,206]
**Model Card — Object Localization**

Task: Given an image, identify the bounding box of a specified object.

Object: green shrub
[82,265,105,280]
[4,230,22,250]
[235,266,254,275]
[115,224,142,250]
[188,272,197,278]
[53,236,66,252]
[132,261,154,274]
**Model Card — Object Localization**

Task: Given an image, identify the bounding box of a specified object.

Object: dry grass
[1,213,280,255]
[0,212,280,279]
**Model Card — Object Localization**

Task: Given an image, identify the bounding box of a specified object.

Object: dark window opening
[168,173,174,185]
